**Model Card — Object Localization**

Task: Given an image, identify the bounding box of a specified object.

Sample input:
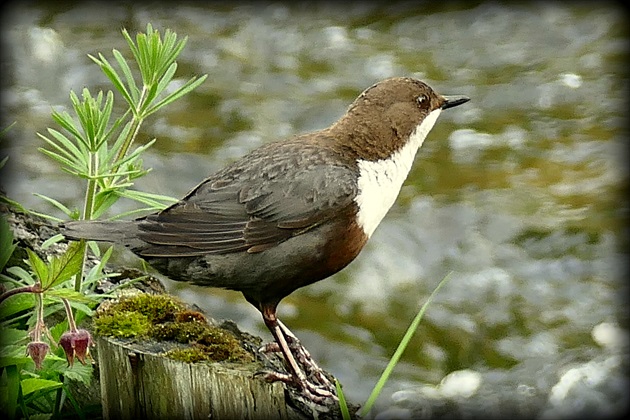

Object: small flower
[59,333,75,366]
[59,329,94,366]
[26,341,50,370]
[73,329,93,364]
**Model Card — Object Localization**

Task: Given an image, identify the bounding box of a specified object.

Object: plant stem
[61,298,78,332]
[73,241,87,293]
[33,292,45,341]
[83,151,99,220]
[0,284,41,305]
[112,85,148,173]
[74,150,99,292]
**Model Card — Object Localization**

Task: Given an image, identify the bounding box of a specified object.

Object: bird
[61,77,469,403]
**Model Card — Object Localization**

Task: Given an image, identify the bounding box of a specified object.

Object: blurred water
[1,2,628,418]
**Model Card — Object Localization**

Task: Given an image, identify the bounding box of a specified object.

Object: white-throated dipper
[61,77,469,403]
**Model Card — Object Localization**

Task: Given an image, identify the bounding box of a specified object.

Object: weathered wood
[97,336,298,420]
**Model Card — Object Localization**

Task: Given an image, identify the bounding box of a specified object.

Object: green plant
[37,23,206,225]
[335,272,453,419]
[0,23,207,419]
[0,222,103,419]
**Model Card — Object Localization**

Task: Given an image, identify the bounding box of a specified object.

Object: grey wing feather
[136,145,357,257]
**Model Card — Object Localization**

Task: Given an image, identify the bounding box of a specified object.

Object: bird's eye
[417,95,428,105]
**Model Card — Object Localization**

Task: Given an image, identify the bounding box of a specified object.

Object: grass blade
[335,379,351,420]
[360,272,453,417]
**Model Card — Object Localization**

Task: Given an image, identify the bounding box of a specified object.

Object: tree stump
[97,336,299,420]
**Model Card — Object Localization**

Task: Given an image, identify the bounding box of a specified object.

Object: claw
[259,341,281,353]
[256,303,338,405]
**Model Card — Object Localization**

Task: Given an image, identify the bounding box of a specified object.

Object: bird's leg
[260,303,336,402]
[276,320,335,390]
[259,322,334,390]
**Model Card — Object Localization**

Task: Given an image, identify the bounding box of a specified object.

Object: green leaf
[33,194,74,217]
[1,121,16,137]
[105,120,133,163]
[46,288,96,305]
[51,109,84,144]
[26,209,64,223]
[44,126,89,163]
[133,31,149,80]
[102,110,131,157]
[115,189,177,209]
[86,240,101,258]
[122,27,141,73]
[154,62,177,99]
[92,90,115,150]
[5,266,35,284]
[63,364,94,385]
[0,214,16,271]
[41,233,65,250]
[71,88,112,152]
[0,328,29,346]
[38,147,77,171]
[21,378,63,396]
[113,49,139,103]
[90,53,134,111]
[48,321,68,343]
[66,299,95,317]
[38,130,81,164]
[3,364,19,418]
[48,358,93,385]
[0,355,33,368]
[109,139,155,169]
[141,82,161,115]
[91,189,120,219]
[144,74,207,116]
[27,249,48,285]
[83,245,112,284]
[0,196,29,214]
[44,241,85,289]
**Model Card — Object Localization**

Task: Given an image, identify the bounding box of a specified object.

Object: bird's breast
[353,108,442,237]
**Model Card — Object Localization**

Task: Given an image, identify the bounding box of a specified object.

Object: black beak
[441,95,470,110]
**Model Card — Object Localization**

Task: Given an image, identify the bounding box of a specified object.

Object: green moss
[150,317,253,363]
[150,320,209,343]
[175,310,208,324]
[167,346,211,363]
[113,293,184,323]
[94,293,253,363]
[93,311,152,339]
[167,339,252,364]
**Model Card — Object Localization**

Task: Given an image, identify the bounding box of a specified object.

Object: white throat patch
[354,108,442,237]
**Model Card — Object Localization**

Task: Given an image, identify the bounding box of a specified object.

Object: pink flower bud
[73,329,93,365]
[26,341,50,370]
[59,332,75,366]
[59,329,94,366]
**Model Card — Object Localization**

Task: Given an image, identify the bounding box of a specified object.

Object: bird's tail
[60,220,140,244]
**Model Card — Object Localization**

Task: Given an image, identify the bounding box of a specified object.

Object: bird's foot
[256,307,337,405]
[259,337,337,403]
[260,337,335,391]
[257,369,336,403]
